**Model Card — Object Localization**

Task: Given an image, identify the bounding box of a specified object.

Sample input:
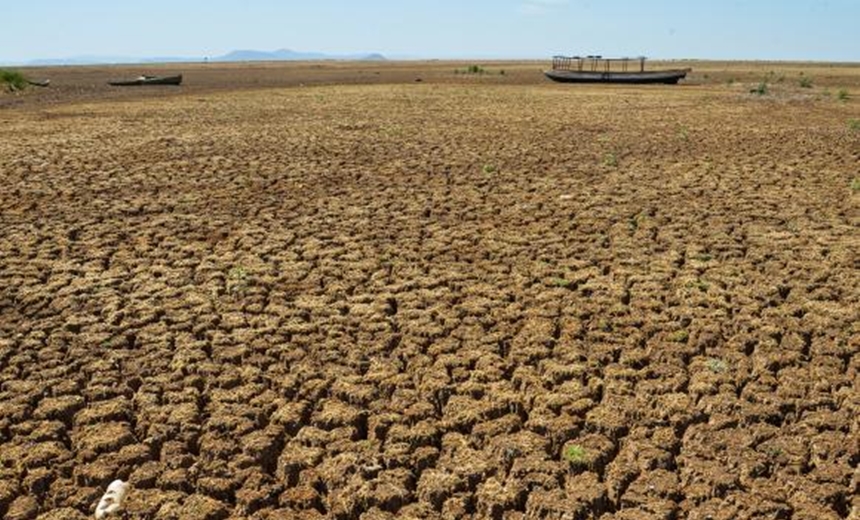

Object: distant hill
[21,49,386,66]
[214,49,386,62]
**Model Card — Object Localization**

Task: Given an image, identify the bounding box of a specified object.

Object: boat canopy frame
[551,55,648,73]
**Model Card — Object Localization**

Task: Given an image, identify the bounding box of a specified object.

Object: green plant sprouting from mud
[563,444,587,464]
[706,357,728,374]
[227,266,250,296]
[851,177,860,192]
[798,76,813,89]
[849,119,860,131]
[549,277,572,288]
[837,89,850,102]
[686,278,710,292]
[603,151,618,167]
[669,330,689,343]
[483,164,497,174]
[628,214,641,233]
[1,69,27,92]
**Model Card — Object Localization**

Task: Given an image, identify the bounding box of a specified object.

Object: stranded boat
[108,74,183,86]
[545,56,689,85]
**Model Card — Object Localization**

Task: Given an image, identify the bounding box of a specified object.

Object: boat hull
[108,75,183,86]
[544,69,689,85]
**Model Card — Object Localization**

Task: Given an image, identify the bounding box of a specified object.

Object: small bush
[457,65,496,75]
[852,177,860,192]
[799,76,813,88]
[750,81,769,96]
[850,119,860,131]
[0,69,27,92]
[837,89,849,102]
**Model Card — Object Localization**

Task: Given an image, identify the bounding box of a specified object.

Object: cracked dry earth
[1,77,859,520]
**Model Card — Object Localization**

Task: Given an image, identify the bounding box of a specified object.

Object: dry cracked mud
[1,62,858,519]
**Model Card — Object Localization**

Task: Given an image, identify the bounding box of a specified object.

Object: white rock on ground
[94,479,130,519]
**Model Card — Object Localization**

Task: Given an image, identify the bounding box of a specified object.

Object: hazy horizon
[2,0,859,65]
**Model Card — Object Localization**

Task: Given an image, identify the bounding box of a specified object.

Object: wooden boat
[27,79,51,87]
[108,74,183,86]
[545,56,689,85]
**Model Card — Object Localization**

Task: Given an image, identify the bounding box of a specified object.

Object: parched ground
[0,62,858,520]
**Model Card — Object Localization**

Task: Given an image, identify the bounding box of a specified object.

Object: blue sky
[2,0,858,63]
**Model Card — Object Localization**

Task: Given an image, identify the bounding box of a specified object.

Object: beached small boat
[545,56,689,85]
[108,74,183,86]
[27,79,51,87]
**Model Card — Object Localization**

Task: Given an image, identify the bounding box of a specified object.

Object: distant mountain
[213,49,386,62]
[21,49,386,66]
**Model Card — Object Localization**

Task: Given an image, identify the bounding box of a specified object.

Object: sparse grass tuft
[798,76,813,88]
[628,215,640,233]
[482,164,497,174]
[549,277,572,288]
[563,444,587,464]
[837,89,850,102]
[1,69,27,92]
[227,266,249,296]
[685,278,710,292]
[603,151,618,167]
[456,65,505,76]
[750,81,769,96]
[706,357,728,374]
[851,177,860,192]
[669,330,689,343]
[849,119,860,131]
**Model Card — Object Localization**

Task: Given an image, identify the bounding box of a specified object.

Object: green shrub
[798,76,813,88]
[750,81,768,95]
[707,358,729,373]
[850,119,860,131]
[0,69,27,92]
[456,64,488,75]
[837,89,849,102]
[669,330,689,343]
[603,152,618,167]
[563,444,586,463]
